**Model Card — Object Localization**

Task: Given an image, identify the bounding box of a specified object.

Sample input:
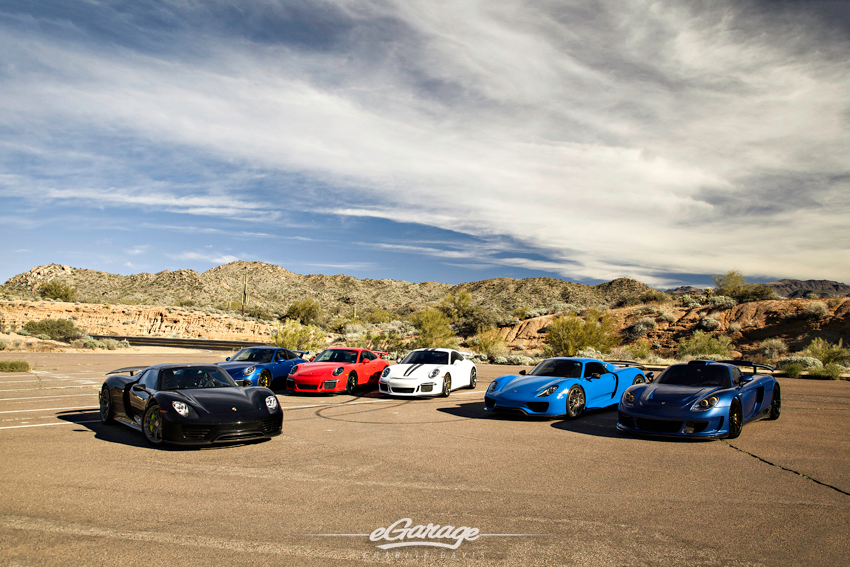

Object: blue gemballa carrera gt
[617,360,780,439]
[484,357,653,418]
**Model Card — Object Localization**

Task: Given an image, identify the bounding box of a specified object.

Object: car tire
[632,376,645,385]
[142,404,164,446]
[442,374,452,397]
[469,367,477,389]
[99,386,114,424]
[258,370,271,389]
[346,373,357,395]
[768,385,781,420]
[727,399,743,439]
[566,385,586,418]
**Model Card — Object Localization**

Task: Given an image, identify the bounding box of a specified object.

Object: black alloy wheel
[258,370,272,389]
[566,385,586,418]
[768,386,781,420]
[346,373,357,395]
[99,386,113,424]
[728,399,743,439]
[143,404,164,445]
[441,374,452,397]
[469,367,477,389]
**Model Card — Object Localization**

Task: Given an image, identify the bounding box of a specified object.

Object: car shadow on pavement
[550,407,629,438]
[56,410,268,451]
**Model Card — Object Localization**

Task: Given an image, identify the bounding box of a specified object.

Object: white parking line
[0,406,98,414]
[0,386,99,392]
[0,420,100,430]
[0,394,98,402]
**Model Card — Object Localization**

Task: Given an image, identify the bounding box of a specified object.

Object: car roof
[409,347,455,353]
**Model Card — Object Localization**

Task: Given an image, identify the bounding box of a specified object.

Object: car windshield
[231,348,275,363]
[528,359,582,378]
[160,366,237,390]
[655,364,731,388]
[313,349,359,363]
[401,350,449,365]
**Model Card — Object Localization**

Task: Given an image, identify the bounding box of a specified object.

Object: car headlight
[289,365,300,376]
[242,366,256,376]
[381,367,390,378]
[622,390,635,406]
[692,396,719,411]
[172,401,190,417]
[266,395,279,412]
[487,381,497,393]
[537,385,558,397]
[332,366,345,377]
[429,368,440,379]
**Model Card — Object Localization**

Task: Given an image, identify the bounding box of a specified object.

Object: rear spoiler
[372,350,390,359]
[459,352,476,358]
[717,360,776,375]
[294,350,309,357]
[106,366,148,376]
[605,360,646,369]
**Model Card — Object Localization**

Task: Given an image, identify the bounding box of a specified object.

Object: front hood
[491,375,569,396]
[169,388,263,416]
[389,363,442,379]
[292,362,350,378]
[639,384,721,408]
[216,361,256,376]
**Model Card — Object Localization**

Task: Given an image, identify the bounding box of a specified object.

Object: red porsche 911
[286,347,389,394]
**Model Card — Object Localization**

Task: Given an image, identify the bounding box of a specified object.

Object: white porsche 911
[379,348,477,397]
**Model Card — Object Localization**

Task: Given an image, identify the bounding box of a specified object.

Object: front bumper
[616,406,729,438]
[287,377,344,393]
[379,379,438,396]
[162,411,283,445]
[483,393,565,417]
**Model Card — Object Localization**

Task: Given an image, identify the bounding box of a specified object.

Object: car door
[583,362,617,406]
[128,368,158,423]
[734,367,761,419]
[272,349,290,379]
[359,350,380,383]
[450,351,469,387]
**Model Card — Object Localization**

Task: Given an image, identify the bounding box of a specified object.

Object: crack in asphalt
[723,440,850,497]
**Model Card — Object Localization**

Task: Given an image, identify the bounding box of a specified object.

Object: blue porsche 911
[217,347,307,390]
[485,357,653,418]
[616,360,780,439]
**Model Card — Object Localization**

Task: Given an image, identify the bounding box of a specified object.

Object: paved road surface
[1,353,848,566]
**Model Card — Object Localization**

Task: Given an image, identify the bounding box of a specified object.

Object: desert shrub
[826,297,844,308]
[39,280,75,301]
[712,270,774,303]
[22,319,84,342]
[639,290,669,304]
[803,302,828,320]
[613,294,642,308]
[244,304,274,321]
[176,298,196,307]
[272,320,327,351]
[659,311,676,323]
[35,334,51,341]
[776,356,822,369]
[782,363,804,378]
[440,291,475,321]
[0,360,30,372]
[734,285,774,302]
[0,342,6,351]
[629,341,652,360]
[707,295,737,309]
[71,337,102,350]
[636,306,660,315]
[506,354,535,366]
[17,328,32,336]
[808,364,845,380]
[676,331,733,359]
[728,322,742,333]
[806,293,820,299]
[512,306,531,320]
[806,338,850,365]
[700,317,720,330]
[351,331,405,353]
[759,338,788,359]
[455,307,498,337]
[471,328,508,358]
[681,294,702,308]
[575,347,604,359]
[363,309,395,324]
[285,298,323,326]
[410,308,456,349]
[343,323,367,336]
[493,356,508,365]
[544,309,620,357]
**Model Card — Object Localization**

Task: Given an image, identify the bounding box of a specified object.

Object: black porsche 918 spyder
[99,363,283,446]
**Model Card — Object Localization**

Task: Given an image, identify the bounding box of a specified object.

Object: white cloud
[167,251,240,264]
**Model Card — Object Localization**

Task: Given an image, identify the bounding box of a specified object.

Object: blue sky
[2,1,848,288]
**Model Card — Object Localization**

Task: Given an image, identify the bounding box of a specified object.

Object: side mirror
[396,358,402,364]
[519,370,526,375]
[740,375,754,385]
[590,373,601,379]
[646,372,655,382]
[225,357,231,361]
[131,384,145,392]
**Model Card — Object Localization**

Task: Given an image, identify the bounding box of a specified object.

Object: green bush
[363,309,395,324]
[285,298,323,326]
[777,356,822,369]
[808,364,845,380]
[470,327,508,358]
[628,340,652,359]
[759,338,788,359]
[712,271,773,303]
[0,342,6,351]
[700,317,720,330]
[272,320,326,351]
[22,319,84,342]
[782,363,804,378]
[639,290,669,304]
[39,280,75,301]
[707,295,737,309]
[806,338,850,365]
[676,331,733,359]
[544,309,620,357]
[410,308,456,349]
[351,331,405,354]
[0,360,30,372]
[803,302,829,320]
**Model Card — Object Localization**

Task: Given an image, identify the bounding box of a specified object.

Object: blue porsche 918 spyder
[616,360,780,439]
[217,347,307,390]
[484,357,653,418]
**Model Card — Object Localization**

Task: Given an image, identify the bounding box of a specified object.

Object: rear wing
[371,350,390,359]
[717,360,776,375]
[106,366,148,376]
[605,360,646,370]
[459,352,476,358]
[293,350,310,357]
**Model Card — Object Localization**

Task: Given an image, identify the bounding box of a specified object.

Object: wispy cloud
[167,251,241,264]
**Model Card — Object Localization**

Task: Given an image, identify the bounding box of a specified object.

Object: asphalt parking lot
[1,352,849,566]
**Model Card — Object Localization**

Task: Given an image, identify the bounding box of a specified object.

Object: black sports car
[99,363,283,446]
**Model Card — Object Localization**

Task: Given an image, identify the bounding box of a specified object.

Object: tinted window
[159,366,236,390]
[401,350,449,365]
[584,362,607,377]
[314,349,359,363]
[231,348,275,363]
[655,364,732,388]
[450,351,461,364]
[138,369,158,390]
[361,351,376,361]
[529,359,582,378]
[730,367,743,386]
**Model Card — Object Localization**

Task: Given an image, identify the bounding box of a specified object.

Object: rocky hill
[764,279,850,298]
[1,262,657,318]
